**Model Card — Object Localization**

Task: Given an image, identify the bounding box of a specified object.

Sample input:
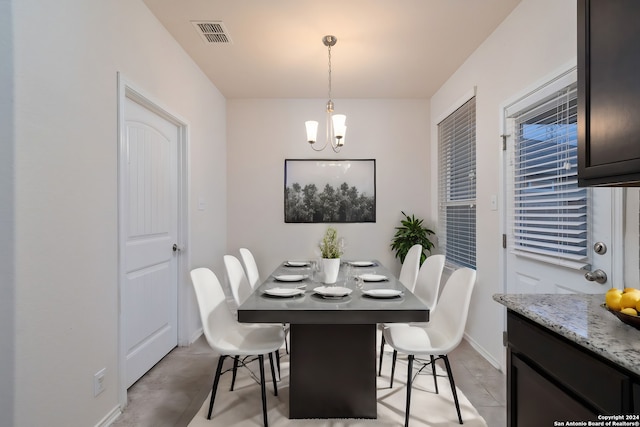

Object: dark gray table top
[238,260,429,324]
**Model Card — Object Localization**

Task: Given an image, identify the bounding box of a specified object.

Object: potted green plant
[390,211,435,265]
[319,226,343,284]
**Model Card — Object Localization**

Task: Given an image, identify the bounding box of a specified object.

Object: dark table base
[289,323,377,419]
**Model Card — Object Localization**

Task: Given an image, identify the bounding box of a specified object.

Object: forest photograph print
[284,159,376,223]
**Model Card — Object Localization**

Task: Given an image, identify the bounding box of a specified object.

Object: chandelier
[305,35,347,152]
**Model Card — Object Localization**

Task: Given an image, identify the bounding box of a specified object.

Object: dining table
[237,259,429,419]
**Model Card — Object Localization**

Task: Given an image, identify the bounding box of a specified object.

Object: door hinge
[502,234,507,249]
[502,331,508,346]
[500,134,509,151]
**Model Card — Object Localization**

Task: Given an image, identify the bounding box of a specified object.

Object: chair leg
[275,351,281,380]
[442,354,463,424]
[430,355,439,394]
[268,352,278,396]
[390,349,398,388]
[258,355,269,427]
[230,355,239,391]
[378,332,385,376]
[208,355,227,420]
[284,329,289,354]
[405,354,414,427]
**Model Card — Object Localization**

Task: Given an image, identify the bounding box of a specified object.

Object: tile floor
[110,336,506,427]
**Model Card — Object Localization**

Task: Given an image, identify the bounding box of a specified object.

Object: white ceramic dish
[362,289,403,298]
[285,261,310,267]
[274,274,307,282]
[313,286,352,298]
[358,274,388,282]
[263,287,305,297]
[348,261,375,267]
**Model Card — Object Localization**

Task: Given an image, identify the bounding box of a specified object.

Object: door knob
[172,244,182,252]
[584,269,607,284]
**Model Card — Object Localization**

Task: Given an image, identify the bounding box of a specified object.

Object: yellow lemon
[606,290,623,311]
[624,287,639,293]
[621,307,638,316]
[620,290,640,309]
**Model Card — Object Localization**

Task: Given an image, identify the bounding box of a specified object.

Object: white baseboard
[463,333,505,373]
[96,405,122,427]
[189,328,203,345]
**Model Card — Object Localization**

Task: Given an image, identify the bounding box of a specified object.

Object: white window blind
[506,81,589,270]
[438,97,476,269]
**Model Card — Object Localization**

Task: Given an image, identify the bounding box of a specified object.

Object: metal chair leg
[208,355,227,420]
[430,355,439,394]
[258,355,269,427]
[405,354,414,427]
[230,355,239,391]
[275,351,281,380]
[442,355,463,424]
[268,352,278,396]
[390,349,398,388]
[378,332,386,376]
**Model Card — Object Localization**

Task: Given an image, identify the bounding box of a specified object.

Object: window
[506,81,589,269]
[438,97,476,269]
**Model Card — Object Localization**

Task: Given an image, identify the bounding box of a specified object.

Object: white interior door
[122,96,179,388]
[502,69,621,295]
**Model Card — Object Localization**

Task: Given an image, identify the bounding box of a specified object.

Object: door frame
[116,73,190,407]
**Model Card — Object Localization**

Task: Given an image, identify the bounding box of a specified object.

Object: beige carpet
[188,351,488,427]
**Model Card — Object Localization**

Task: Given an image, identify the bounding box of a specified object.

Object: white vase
[322,258,341,284]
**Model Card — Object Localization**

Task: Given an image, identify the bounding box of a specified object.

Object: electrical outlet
[94,368,106,397]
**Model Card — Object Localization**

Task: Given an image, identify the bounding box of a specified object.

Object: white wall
[11,1,226,426]
[0,0,15,425]
[430,0,577,368]
[227,98,432,278]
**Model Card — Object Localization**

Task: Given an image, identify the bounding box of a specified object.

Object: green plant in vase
[319,227,343,284]
[390,211,435,265]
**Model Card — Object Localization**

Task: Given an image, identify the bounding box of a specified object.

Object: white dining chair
[398,244,422,291]
[384,267,477,426]
[225,254,284,378]
[240,247,261,289]
[224,254,254,306]
[378,244,422,376]
[412,254,446,313]
[378,254,445,376]
[190,268,285,427]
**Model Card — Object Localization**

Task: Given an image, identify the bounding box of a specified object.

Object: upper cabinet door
[577,0,640,186]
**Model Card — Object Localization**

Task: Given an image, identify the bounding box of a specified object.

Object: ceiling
[143,0,521,99]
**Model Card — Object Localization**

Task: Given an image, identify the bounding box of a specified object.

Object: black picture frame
[284,159,376,223]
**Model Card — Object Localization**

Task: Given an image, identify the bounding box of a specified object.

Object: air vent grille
[191,21,232,44]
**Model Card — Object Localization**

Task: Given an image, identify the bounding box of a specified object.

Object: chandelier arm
[310,139,329,151]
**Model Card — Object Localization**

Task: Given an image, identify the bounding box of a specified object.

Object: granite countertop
[493,293,640,378]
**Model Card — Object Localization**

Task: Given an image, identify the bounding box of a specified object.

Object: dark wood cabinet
[506,311,638,425]
[578,0,640,186]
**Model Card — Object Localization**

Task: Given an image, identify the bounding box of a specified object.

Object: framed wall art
[284,159,376,223]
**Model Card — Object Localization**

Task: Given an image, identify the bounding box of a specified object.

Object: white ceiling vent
[191,21,232,44]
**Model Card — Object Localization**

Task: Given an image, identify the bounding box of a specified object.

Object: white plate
[362,289,403,298]
[274,274,307,282]
[313,286,352,298]
[348,261,375,267]
[285,261,310,267]
[263,287,305,297]
[359,274,388,282]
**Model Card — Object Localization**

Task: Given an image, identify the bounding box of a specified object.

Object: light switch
[490,194,498,211]
[198,197,206,211]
